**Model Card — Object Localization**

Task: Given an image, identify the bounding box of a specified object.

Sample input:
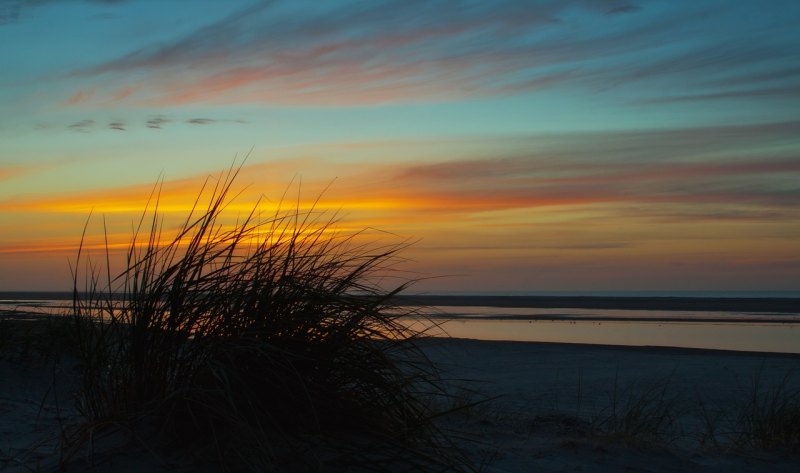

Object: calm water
[3,294,799,354]
[427,318,800,354]
[396,303,799,354]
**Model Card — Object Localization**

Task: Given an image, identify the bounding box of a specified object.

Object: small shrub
[64,165,473,471]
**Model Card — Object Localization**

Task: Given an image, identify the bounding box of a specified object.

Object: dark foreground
[2,321,799,472]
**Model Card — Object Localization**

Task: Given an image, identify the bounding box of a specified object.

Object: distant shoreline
[394,295,800,313]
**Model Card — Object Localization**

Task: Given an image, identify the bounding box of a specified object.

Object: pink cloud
[112,85,137,101]
[65,88,95,105]
[0,165,28,182]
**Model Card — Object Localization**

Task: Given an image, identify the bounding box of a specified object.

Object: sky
[0,0,799,293]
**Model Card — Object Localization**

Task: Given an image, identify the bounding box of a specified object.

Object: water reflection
[430,319,800,354]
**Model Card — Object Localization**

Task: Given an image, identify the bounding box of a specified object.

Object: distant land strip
[422,314,800,323]
[393,295,800,313]
[1,292,798,314]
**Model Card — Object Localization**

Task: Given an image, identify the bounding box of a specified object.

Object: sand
[423,338,800,472]
[2,336,799,472]
[0,353,78,470]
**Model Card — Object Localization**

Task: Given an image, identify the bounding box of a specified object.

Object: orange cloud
[0,152,800,290]
[9,151,799,221]
[2,138,798,297]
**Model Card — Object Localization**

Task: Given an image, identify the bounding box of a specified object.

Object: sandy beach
[2,330,799,472]
[424,338,800,472]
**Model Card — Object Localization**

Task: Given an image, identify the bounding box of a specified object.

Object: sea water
[3,293,799,354]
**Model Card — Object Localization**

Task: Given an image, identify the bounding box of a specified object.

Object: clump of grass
[64,164,472,471]
[591,373,683,446]
[732,374,800,453]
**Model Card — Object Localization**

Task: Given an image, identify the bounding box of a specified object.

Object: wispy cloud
[112,85,137,100]
[3,121,798,293]
[330,121,800,218]
[55,0,798,107]
[636,85,800,104]
[605,5,640,15]
[186,118,214,125]
[0,164,30,182]
[147,116,246,129]
[0,160,71,183]
[68,119,95,132]
[40,115,245,132]
[145,116,170,129]
[12,121,797,224]
[1,0,129,25]
[186,117,246,125]
[65,88,95,105]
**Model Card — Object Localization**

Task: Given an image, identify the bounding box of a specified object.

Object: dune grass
[730,374,800,452]
[63,165,474,472]
[549,368,800,453]
[589,374,683,446]
[697,375,800,454]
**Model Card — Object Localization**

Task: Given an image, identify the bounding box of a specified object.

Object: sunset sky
[1,0,799,293]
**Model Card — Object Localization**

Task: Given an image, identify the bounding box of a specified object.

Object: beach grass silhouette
[62,163,474,471]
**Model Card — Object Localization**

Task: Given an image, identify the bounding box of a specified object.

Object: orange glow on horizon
[2,155,798,292]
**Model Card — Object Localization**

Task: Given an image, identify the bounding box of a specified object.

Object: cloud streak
[65,88,95,105]
[68,119,95,132]
[36,115,246,132]
[3,120,798,291]
[57,0,800,107]
[1,0,129,25]
[329,122,800,219]
[9,122,799,223]
[0,160,72,183]
[0,164,33,182]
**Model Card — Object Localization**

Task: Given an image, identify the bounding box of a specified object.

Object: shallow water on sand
[407,304,800,354]
[3,296,799,354]
[428,317,800,354]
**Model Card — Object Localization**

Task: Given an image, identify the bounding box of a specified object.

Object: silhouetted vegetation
[64,164,473,471]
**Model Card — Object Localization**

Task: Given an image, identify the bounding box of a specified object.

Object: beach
[2,322,799,472]
[424,338,800,472]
